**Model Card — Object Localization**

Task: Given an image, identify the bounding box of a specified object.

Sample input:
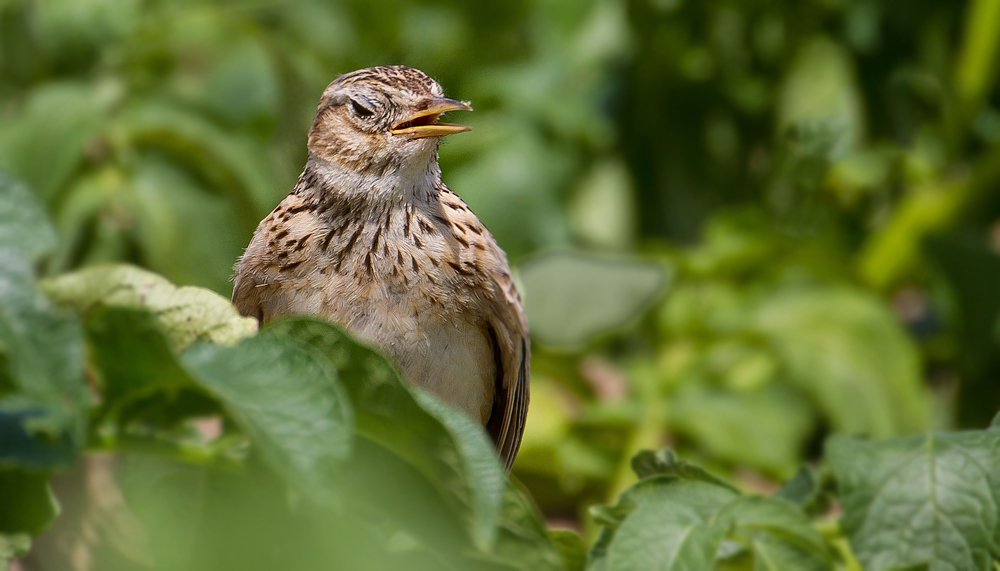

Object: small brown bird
[233,66,529,470]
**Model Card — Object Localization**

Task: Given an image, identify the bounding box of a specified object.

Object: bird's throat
[305,148,443,210]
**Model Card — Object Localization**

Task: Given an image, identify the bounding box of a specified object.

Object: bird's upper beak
[390,97,473,138]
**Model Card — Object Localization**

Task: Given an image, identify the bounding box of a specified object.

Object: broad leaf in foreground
[828,427,1000,571]
[269,317,506,551]
[42,264,257,351]
[181,328,353,500]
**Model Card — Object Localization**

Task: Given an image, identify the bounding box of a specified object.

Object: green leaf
[753,287,930,437]
[713,496,833,568]
[42,264,257,352]
[589,478,736,571]
[773,466,828,516]
[630,449,738,492]
[670,383,815,475]
[519,251,669,348]
[0,172,56,261]
[828,429,1000,571]
[83,306,205,428]
[490,479,565,571]
[778,36,863,160]
[0,171,84,468]
[0,469,58,535]
[0,83,107,201]
[0,253,87,469]
[268,317,506,551]
[121,101,278,220]
[181,328,353,499]
[593,454,834,571]
[549,528,587,571]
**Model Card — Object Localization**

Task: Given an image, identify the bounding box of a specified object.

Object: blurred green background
[3,0,1000,536]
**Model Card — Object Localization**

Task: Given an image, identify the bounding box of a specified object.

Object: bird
[232,65,529,471]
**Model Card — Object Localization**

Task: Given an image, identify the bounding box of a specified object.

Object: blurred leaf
[828,427,1000,571]
[520,251,669,348]
[42,264,257,352]
[0,82,108,201]
[266,317,506,551]
[670,383,815,475]
[774,466,826,515]
[0,172,56,261]
[203,39,279,128]
[83,306,201,426]
[548,528,587,571]
[181,327,353,500]
[129,156,249,294]
[753,287,930,437]
[568,158,636,251]
[122,456,402,571]
[778,36,863,160]
[0,469,58,535]
[0,256,86,470]
[491,480,565,571]
[121,101,279,220]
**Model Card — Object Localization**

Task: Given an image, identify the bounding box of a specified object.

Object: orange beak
[390,98,473,138]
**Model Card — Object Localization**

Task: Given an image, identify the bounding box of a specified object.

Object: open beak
[390,98,473,138]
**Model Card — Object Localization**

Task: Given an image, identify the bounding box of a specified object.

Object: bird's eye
[349,97,376,118]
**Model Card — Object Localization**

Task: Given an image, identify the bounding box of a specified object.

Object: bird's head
[307,66,472,174]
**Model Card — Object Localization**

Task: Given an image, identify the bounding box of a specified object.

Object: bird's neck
[304,149,442,211]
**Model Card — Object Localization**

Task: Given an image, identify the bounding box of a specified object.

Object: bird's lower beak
[390,98,473,138]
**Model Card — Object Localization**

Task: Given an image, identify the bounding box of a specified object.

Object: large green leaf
[828,428,1000,571]
[268,317,506,551]
[519,251,669,348]
[0,243,87,471]
[181,328,353,500]
[42,264,257,351]
[752,287,930,437]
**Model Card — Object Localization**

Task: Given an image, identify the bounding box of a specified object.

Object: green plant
[4,169,1000,570]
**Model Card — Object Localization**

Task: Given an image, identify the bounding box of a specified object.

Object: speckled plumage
[233,66,529,470]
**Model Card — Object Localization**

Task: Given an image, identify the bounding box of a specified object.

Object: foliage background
[2,0,1000,568]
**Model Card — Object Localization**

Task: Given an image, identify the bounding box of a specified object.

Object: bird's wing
[483,265,530,473]
[485,323,529,472]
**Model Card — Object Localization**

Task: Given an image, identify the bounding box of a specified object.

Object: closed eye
[350,98,375,117]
